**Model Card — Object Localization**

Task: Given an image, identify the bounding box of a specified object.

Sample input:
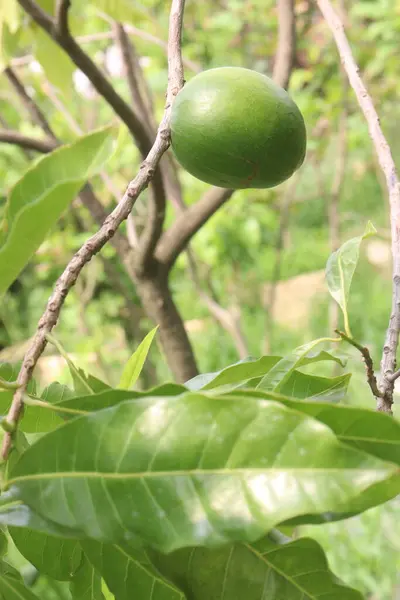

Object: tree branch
[155,187,234,271]
[317,0,400,414]
[273,0,296,90]
[133,0,187,274]
[0,130,56,153]
[55,0,70,37]
[1,0,187,459]
[17,0,153,157]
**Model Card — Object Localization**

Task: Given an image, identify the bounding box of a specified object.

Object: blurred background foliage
[1,0,400,597]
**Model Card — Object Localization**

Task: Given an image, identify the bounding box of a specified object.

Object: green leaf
[0,493,82,539]
[41,382,76,403]
[92,0,149,24]
[185,356,281,391]
[279,370,351,402]
[0,127,116,296]
[257,339,346,392]
[224,389,400,467]
[325,221,376,336]
[279,399,400,467]
[0,364,38,432]
[34,29,75,95]
[0,568,40,600]
[0,0,20,70]
[70,367,110,396]
[152,536,363,599]
[9,528,82,580]
[13,385,185,432]
[6,394,399,552]
[82,539,185,600]
[70,554,105,600]
[55,385,185,417]
[0,529,7,557]
[118,327,158,390]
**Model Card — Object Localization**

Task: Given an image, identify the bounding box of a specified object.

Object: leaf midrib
[6,465,392,487]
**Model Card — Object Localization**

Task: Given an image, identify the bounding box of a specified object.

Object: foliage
[0,0,400,598]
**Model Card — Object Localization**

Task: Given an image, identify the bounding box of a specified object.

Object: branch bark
[2,0,188,459]
[273,0,296,90]
[317,0,400,414]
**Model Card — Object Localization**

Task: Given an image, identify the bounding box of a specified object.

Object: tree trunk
[136,266,199,382]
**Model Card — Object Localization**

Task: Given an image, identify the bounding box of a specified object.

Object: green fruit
[170,67,307,189]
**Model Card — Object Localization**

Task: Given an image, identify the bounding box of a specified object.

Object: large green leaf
[185,356,281,391]
[0,494,82,539]
[82,540,185,600]
[224,390,400,467]
[119,327,158,390]
[257,340,345,392]
[0,127,116,296]
[152,536,363,599]
[9,528,81,580]
[279,370,351,402]
[5,394,399,552]
[70,554,105,600]
[325,221,376,335]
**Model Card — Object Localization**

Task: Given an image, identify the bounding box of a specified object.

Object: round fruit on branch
[170,67,307,189]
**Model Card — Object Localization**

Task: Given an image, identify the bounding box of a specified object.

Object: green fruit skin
[170,67,307,189]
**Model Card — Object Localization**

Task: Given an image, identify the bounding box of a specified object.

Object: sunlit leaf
[34,29,75,94]
[224,389,400,467]
[119,327,158,390]
[0,127,116,296]
[325,221,376,335]
[6,394,399,552]
[279,370,351,402]
[257,339,346,392]
[185,356,281,391]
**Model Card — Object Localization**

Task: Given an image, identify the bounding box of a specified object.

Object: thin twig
[114,23,154,136]
[4,67,57,140]
[317,0,400,414]
[133,0,187,274]
[1,0,187,460]
[335,330,383,399]
[0,130,56,153]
